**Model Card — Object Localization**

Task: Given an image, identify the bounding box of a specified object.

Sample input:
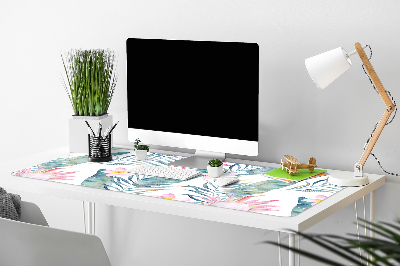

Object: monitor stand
[168,150,225,170]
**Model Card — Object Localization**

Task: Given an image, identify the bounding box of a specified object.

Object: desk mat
[11,148,343,217]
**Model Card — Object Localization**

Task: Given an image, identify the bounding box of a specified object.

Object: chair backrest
[0,201,111,266]
[20,201,48,226]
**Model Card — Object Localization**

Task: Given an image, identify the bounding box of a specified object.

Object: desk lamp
[305,42,395,186]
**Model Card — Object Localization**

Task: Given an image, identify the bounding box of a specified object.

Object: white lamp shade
[305,47,352,89]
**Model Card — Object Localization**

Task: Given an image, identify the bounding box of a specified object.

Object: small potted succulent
[207,159,224,177]
[134,138,149,160]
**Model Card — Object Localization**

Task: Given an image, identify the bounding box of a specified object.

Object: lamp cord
[362,45,399,176]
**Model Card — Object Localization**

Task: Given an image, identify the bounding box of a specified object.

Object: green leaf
[61,49,118,116]
[264,219,400,266]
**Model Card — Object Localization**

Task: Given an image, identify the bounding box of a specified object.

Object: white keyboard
[127,165,202,180]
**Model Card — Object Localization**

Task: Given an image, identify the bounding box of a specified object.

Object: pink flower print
[302,195,327,206]
[14,168,75,181]
[103,167,131,178]
[205,195,279,213]
[159,193,177,200]
[15,168,50,180]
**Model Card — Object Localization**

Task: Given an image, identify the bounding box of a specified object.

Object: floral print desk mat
[12,148,343,217]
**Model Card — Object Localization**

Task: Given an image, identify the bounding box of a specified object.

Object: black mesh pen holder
[88,134,112,162]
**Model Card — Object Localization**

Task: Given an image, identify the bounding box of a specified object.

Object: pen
[97,122,102,137]
[88,128,94,137]
[85,120,95,136]
[106,121,119,138]
[103,126,112,138]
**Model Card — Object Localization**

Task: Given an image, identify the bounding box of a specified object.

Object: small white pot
[207,165,223,177]
[135,150,147,160]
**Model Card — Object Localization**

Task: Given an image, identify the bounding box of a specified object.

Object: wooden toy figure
[281,155,317,176]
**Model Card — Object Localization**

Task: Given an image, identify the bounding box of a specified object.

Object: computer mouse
[214,177,239,187]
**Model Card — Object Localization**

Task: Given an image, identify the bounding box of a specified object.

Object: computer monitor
[126,38,259,169]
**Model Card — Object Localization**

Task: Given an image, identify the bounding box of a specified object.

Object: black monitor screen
[126,38,259,142]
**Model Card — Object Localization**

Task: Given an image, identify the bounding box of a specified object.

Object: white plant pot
[207,165,223,177]
[69,114,113,153]
[135,150,147,160]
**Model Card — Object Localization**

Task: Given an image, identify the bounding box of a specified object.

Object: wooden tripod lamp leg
[354,42,394,175]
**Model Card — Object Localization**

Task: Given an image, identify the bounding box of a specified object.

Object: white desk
[0,146,385,266]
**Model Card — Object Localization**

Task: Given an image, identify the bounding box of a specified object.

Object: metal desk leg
[370,190,375,238]
[289,233,295,266]
[297,234,300,266]
[83,201,95,235]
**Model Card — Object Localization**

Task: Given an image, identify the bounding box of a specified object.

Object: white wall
[2,0,400,265]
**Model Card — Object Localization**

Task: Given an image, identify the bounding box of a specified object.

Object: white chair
[0,200,111,266]
[19,200,49,226]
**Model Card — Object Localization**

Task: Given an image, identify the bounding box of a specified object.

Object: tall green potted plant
[61,49,118,153]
